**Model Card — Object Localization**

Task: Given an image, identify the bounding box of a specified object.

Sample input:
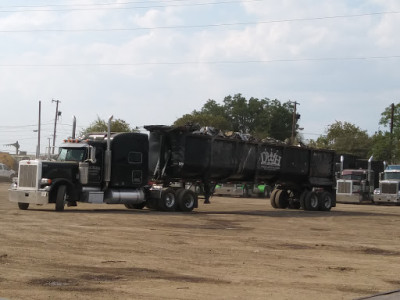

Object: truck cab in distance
[374,165,400,205]
[336,169,373,203]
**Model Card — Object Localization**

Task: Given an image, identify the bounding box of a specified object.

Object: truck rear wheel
[304,191,319,211]
[55,185,67,212]
[177,189,197,212]
[18,202,29,210]
[158,188,176,211]
[318,191,333,211]
[275,189,289,209]
[299,190,309,209]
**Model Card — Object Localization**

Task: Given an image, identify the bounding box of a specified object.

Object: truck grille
[337,181,351,194]
[19,164,38,188]
[381,182,397,195]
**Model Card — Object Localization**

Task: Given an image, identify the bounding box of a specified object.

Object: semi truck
[373,164,400,205]
[336,155,375,204]
[9,118,337,212]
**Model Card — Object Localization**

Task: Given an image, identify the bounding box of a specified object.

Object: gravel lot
[1,182,400,300]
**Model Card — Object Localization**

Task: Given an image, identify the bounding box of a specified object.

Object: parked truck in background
[213,183,271,198]
[336,155,376,204]
[373,164,400,205]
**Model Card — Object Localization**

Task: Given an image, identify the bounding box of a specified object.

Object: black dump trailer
[146,125,336,211]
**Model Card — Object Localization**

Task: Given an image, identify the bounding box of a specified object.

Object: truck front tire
[124,202,146,209]
[55,185,67,212]
[18,202,29,210]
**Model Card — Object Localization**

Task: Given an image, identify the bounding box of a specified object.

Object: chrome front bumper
[9,188,49,205]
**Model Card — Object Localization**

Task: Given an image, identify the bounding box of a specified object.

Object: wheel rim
[165,193,175,208]
[310,194,319,208]
[322,194,332,209]
[183,194,195,208]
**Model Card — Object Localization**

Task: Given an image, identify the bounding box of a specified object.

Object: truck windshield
[57,148,86,162]
[342,174,364,181]
[384,172,400,180]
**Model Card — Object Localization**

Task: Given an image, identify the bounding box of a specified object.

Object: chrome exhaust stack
[104,115,113,190]
[368,155,373,184]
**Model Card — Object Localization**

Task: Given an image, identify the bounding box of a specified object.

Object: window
[128,152,142,164]
[57,148,87,162]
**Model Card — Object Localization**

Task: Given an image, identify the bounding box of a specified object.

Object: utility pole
[36,101,41,158]
[290,101,300,145]
[390,103,394,163]
[52,99,61,154]
[47,138,52,159]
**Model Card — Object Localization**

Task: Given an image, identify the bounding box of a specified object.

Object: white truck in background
[374,164,400,205]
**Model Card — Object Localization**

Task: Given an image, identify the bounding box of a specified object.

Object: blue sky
[0,0,399,155]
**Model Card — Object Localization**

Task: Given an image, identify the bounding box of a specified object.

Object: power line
[0,0,264,12]
[1,11,399,33]
[0,55,399,68]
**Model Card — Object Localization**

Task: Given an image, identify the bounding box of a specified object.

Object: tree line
[81,95,399,163]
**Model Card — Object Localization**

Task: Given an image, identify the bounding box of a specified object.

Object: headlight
[374,188,380,195]
[40,178,52,186]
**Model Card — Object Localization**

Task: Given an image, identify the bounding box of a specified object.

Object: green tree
[370,131,393,161]
[309,121,372,157]
[80,117,134,137]
[174,94,295,141]
[378,103,400,162]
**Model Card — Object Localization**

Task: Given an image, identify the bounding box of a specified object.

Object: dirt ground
[1,182,400,300]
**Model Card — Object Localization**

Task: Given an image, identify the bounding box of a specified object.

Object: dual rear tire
[270,189,333,211]
[157,188,197,212]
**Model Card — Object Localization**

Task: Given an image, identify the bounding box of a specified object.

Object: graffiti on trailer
[260,148,282,171]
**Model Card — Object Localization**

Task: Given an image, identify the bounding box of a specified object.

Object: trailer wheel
[158,188,176,211]
[55,185,67,212]
[304,191,319,211]
[270,189,278,208]
[177,189,197,212]
[318,191,333,211]
[18,202,29,210]
[299,190,308,209]
[275,189,289,209]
